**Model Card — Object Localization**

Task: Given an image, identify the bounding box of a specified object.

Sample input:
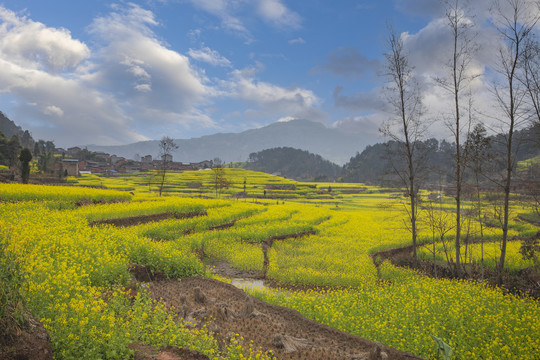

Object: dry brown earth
[146,277,423,360]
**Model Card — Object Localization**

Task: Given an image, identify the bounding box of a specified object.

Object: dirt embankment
[0,314,53,360]
[145,277,423,360]
[2,269,424,360]
[371,237,540,300]
[90,210,207,227]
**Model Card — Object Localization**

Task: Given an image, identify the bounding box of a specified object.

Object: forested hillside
[0,111,33,148]
[343,124,540,186]
[245,147,342,181]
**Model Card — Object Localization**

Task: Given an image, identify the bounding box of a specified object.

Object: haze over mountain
[87,119,372,165]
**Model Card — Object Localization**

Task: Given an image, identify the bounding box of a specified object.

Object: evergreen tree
[19,148,32,184]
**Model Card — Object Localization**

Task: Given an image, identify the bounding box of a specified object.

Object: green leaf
[431,334,453,360]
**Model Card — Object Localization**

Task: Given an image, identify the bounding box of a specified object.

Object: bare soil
[146,277,423,360]
[0,313,53,360]
[90,210,207,227]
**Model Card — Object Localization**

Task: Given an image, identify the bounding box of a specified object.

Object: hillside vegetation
[244,147,342,181]
[343,124,540,185]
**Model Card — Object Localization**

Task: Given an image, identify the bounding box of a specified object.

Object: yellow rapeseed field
[1,170,538,359]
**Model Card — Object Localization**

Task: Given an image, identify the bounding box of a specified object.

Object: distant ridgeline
[244,147,342,182]
[0,111,34,148]
[0,111,35,167]
[342,123,540,186]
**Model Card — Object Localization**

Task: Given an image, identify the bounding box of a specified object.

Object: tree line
[343,123,540,185]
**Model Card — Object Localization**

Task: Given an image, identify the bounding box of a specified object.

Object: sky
[0,0,536,149]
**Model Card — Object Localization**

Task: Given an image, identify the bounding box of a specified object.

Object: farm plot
[0,188,275,359]
[1,174,539,360]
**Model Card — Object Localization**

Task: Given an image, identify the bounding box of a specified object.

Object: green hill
[244,147,342,182]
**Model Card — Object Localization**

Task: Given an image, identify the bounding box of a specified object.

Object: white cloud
[135,84,152,92]
[328,2,507,142]
[220,65,326,123]
[188,46,232,67]
[288,37,305,44]
[0,57,147,145]
[256,0,301,29]
[87,3,213,131]
[187,0,252,40]
[0,3,319,147]
[396,12,498,131]
[383,1,534,141]
[43,105,64,117]
[0,7,89,72]
[277,116,297,122]
[0,4,216,147]
[187,29,202,42]
[186,0,301,41]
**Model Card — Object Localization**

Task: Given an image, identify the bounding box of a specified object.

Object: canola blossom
[0,188,274,359]
[1,170,538,360]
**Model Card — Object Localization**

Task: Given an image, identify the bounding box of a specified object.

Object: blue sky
[0,0,528,148]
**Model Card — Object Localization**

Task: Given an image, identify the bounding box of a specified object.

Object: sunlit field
[1,168,539,359]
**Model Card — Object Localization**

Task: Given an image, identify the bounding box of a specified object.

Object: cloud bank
[0,3,321,147]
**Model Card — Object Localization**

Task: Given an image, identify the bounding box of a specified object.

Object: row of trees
[382,0,540,283]
[1,122,60,167]
[0,131,21,168]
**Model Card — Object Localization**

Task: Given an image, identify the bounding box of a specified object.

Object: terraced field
[1,169,538,359]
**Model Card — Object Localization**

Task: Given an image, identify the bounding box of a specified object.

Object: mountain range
[87,120,374,165]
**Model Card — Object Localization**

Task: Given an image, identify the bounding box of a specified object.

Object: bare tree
[211,164,230,198]
[490,0,540,284]
[424,195,455,276]
[158,136,178,197]
[435,0,479,276]
[521,37,540,126]
[464,122,492,278]
[381,28,427,263]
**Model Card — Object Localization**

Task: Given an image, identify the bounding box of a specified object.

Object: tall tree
[19,148,32,184]
[436,0,479,276]
[464,122,492,278]
[490,0,540,284]
[381,28,427,263]
[7,136,21,168]
[35,140,55,173]
[158,136,178,197]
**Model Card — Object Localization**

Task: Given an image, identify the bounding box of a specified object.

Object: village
[55,146,213,177]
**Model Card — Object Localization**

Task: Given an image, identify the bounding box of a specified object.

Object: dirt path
[147,277,423,360]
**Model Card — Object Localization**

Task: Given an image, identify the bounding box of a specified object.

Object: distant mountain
[0,111,34,148]
[86,119,373,165]
[244,147,342,181]
[0,111,24,138]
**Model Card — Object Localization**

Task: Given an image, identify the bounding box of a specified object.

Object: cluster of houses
[54,146,213,177]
